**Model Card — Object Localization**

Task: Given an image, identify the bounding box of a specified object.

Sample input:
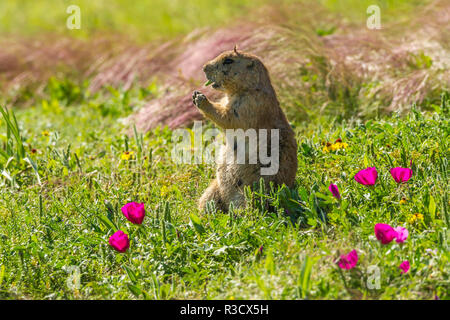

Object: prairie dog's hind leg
[198,179,225,212]
[227,190,246,210]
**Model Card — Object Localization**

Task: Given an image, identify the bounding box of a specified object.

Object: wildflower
[374,223,397,244]
[399,198,407,205]
[109,230,130,253]
[322,140,348,153]
[399,260,410,274]
[330,142,348,151]
[330,143,340,151]
[121,202,146,225]
[328,183,341,200]
[390,167,413,183]
[338,249,358,270]
[394,226,409,243]
[355,167,378,186]
[121,151,134,160]
[160,185,170,197]
[322,142,332,153]
[31,148,37,154]
[408,213,424,224]
[42,130,50,136]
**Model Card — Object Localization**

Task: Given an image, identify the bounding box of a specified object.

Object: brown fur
[193,48,297,212]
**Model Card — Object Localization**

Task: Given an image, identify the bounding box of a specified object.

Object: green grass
[0,0,270,41]
[0,82,448,299]
[0,0,429,41]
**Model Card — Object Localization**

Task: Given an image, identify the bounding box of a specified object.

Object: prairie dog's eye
[223,58,234,65]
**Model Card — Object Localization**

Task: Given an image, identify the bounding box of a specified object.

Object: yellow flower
[333,142,348,150]
[330,143,339,151]
[160,185,169,197]
[42,130,50,136]
[322,142,332,153]
[323,139,348,153]
[399,198,407,205]
[121,151,134,160]
[408,213,424,224]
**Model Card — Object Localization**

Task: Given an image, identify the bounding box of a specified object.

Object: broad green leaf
[298,256,314,299]
[189,213,205,235]
[127,284,142,297]
[0,265,4,287]
[98,214,116,231]
[429,195,436,218]
[124,266,137,283]
[363,153,369,168]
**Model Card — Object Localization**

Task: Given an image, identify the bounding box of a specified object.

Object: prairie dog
[193,47,297,212]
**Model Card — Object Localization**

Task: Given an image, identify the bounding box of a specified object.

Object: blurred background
[0,0,449,130]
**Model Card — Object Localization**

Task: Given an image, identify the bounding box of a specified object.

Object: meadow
[0,0,448,299]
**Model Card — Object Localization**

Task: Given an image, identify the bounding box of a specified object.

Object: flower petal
[374,223,397,244]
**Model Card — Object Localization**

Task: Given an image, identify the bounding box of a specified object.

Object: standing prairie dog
[193,47,297,212]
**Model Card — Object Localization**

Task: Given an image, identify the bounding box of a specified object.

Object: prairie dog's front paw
[192,91,207,109]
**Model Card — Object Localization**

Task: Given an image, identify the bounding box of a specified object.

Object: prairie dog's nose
[203,63,213,73]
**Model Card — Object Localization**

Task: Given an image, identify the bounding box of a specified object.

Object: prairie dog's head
[202,48,270,93]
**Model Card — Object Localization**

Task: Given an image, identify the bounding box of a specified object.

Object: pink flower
[374,223,397,244]
[328,184,341,199]
[338,249,358,270]
[399,260,410,274]
[354,167,378,185]
[394,226,409,243]
[121,202,145,225]
[390,167,413,183]
[109,230,130,253]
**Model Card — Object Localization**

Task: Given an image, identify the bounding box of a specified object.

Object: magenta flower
[399,260,410,274]
[328,184,341,200]
[338,249,358,270]
[354,167,378,185]
[394,226,409,243]
[390,167,413,183]
[109,230,130,253]
[374,223,397,244]
[121,202,145,225]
